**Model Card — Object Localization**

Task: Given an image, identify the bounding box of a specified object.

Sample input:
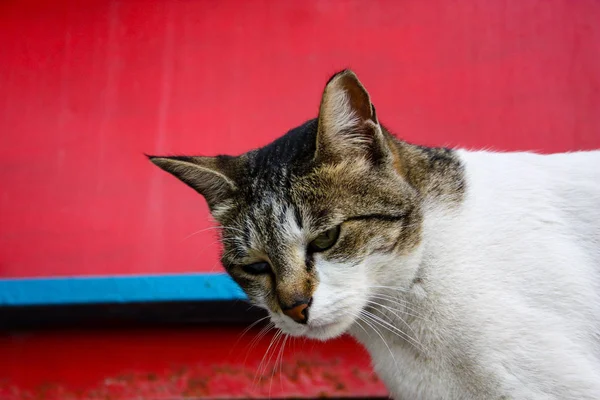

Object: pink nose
[282,301,310,324]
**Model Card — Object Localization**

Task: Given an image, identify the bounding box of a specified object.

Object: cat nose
[281,297,312,324]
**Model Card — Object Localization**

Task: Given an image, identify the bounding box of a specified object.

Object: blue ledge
[0,273,247,306]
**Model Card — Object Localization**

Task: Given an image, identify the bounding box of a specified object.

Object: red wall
[2,0,599,279]
[1,1,600,399]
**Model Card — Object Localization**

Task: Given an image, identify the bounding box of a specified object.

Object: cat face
[150,70,425,340]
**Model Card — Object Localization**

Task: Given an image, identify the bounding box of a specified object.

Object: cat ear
[148,155,238,211]
[316,69,391,164]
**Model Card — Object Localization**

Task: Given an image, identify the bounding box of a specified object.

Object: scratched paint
[0,355,386,399]
[0,328,388,399]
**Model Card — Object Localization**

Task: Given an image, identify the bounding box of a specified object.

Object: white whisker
[268,331,285,397]
[367,299,426,352]
[352,310,399,370]
[244,322,274,365]
[231,315,270,352]
[361,309,426,353]
[256,329,282,387]
[368,293,431,322]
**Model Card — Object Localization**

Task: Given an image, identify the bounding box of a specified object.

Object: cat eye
[241,261,271,275]
[308,225,341,253]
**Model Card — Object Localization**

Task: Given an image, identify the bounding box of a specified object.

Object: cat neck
[346,131,468,353]
[384,128,466,205]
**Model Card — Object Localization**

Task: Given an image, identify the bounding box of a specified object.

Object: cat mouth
[271,311,352,340]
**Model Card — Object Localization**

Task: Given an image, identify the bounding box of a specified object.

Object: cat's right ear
[315,69,392,165]
[147,155,238,212]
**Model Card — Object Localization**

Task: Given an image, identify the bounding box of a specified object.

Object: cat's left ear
[316,69,392,164]
[147,155,239,212]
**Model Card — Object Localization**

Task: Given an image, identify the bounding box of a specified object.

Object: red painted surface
[1,0,599,279]
[0,328,387,399]
[1,1,600,399]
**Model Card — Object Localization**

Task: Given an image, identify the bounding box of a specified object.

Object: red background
[2,0,599,279]
[1,1,600,398]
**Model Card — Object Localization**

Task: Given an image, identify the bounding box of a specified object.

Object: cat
[149,70,600,399]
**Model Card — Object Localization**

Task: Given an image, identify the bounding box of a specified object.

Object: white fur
[322,89,360,136]
[273,149,600,399]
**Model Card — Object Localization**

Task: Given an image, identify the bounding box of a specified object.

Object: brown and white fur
[150,70,600,399]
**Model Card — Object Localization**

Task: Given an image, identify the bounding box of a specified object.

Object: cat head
[149,70,425,340]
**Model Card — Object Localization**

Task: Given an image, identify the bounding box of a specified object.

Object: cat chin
[271,316,353,341]
[303,321,349,341]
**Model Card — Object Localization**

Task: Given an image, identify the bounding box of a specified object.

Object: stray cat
[149,70,600,399]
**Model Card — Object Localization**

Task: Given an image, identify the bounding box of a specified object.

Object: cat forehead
[218,154,388,228]
[222,167,376,240]
[216,197,306,260]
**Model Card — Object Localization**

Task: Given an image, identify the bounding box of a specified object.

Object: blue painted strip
[0,273,247,306]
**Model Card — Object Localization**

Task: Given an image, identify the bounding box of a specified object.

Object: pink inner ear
[337,73,374,123]
[315,70,393,163]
